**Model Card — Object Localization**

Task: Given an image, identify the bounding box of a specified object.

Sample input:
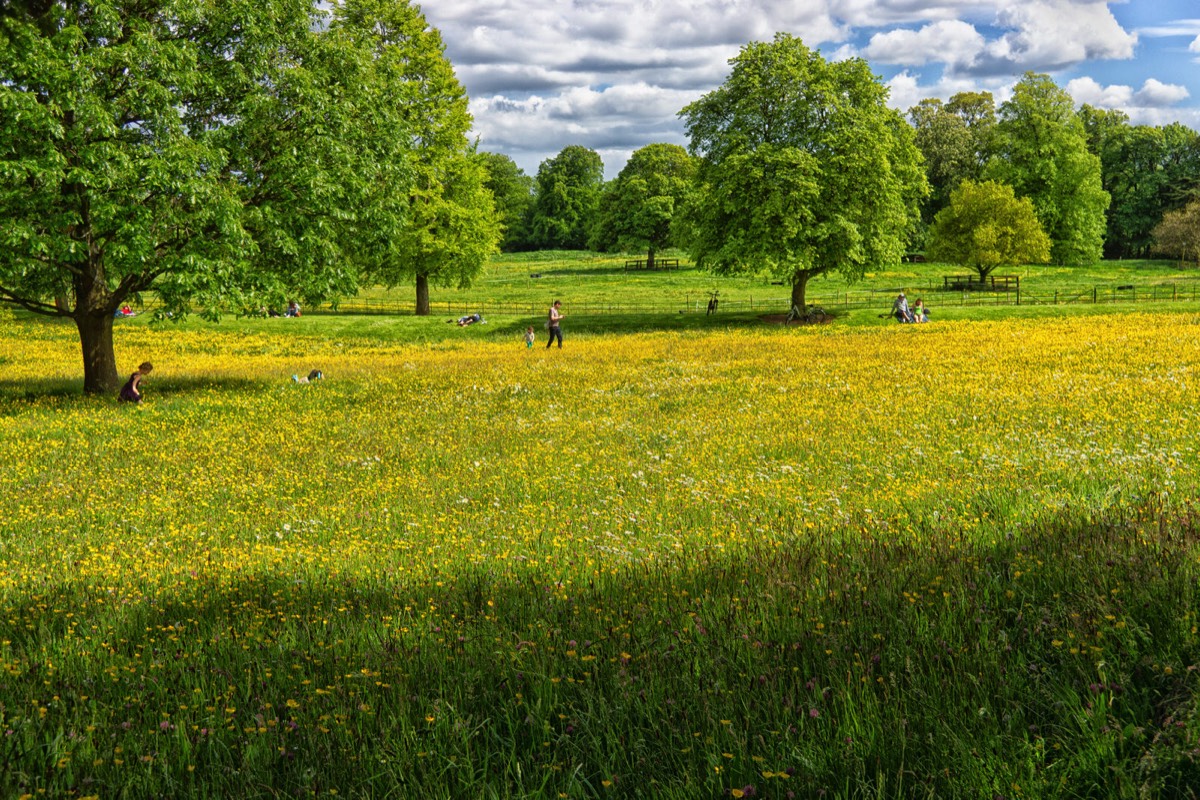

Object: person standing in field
[524,326,536,348]
[118,361,153,403]
[546,300,564,349]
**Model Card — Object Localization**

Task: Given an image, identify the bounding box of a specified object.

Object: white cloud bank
[415,1,1197,175]
[1067,77,1190,109]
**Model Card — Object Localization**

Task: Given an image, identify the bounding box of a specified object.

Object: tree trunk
[790,275,809,312]
[76,311,120,394]
[415,273,431,316]
[646,247,656,270]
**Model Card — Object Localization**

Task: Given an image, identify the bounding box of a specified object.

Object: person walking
[546,300,564,349]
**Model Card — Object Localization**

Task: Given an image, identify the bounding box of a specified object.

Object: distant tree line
[483,71,1200,271]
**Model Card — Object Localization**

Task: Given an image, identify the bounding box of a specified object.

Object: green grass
[343,251,1200,317]
[5,259,1200,798]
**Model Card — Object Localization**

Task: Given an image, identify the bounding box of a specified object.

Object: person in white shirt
[546,300,564,348]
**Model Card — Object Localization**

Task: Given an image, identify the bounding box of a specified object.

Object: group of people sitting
[892,292,929,323]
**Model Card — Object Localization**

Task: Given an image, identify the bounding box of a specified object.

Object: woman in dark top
[118,361,153,403]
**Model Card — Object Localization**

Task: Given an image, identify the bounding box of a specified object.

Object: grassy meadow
[342,251,1200,319]
[3,296,1200,798]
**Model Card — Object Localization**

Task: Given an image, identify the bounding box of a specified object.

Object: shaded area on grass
[2,506,1199,798]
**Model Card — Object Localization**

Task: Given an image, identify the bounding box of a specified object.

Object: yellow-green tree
[927,180,1051,281]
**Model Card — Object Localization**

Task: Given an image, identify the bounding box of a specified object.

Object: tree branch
[0,286,65,317]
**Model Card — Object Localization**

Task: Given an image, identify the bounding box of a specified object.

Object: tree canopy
[908,92,995,230]
[342,0,499,316]
[927,180,1051,281]
[680,34,927,310]
[479,152,535,252]
[589,143,695,267]
[1080,107,1200,259]
[528,145,604,250]
[985,73,1108,266]
[0,0,477,390]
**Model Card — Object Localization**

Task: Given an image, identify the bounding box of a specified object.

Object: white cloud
[1067,77,1189,110]
[1191,35,1200,55]
[1066,76,1133,108]
[972,0,1136,74]
[884,72,925,113]
[864,20,985,68]
[1134,79,1190,107]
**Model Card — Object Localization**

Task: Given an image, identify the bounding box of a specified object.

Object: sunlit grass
[2,312,1200,797]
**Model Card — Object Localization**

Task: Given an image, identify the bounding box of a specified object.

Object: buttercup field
[3,309,1200,797]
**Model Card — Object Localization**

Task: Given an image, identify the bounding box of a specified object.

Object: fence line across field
[313,283,1200,317]
[128,282,1200,318]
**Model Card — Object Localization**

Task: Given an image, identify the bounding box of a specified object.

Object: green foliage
[985,73,1109,266]
[589,143,696,264]
[1152,200,1200,265]
[1081,107,1200,259]
[680,34,927,309]
[927,180,1052,280]
[0,0,487,388]
[909,92,995,229]
[529,145,605,250]
[0,0,432,388]
[479,151,535,251]
[337,0,500,315]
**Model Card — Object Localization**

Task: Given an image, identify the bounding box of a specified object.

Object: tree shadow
[0,374,269,408]
[3,510,1197,795]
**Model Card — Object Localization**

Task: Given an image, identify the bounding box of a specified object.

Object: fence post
[1093,287,1097,304]
[1054,290,1058,305]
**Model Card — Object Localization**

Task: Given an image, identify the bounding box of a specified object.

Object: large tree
[909,92,995,229]
[341,0,499,316]
[927,180,1051,281]
[528,145,604,250]
[0,0,445,391]
[680,34,927,311]
[589,143,696,268]
[985,72,1109,266]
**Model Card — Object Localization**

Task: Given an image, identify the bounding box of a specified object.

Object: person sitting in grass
[118,361,153,403]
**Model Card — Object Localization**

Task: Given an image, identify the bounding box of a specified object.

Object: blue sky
[416,1,1200,177]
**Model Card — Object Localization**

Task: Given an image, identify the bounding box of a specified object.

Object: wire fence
[309,282,1200,318]
[122,281,1200,319]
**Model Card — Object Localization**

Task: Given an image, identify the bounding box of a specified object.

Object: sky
[415,0,1200,179]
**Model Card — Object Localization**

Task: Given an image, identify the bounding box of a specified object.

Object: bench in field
[942,274,1020,292]
[624,258,681,271]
